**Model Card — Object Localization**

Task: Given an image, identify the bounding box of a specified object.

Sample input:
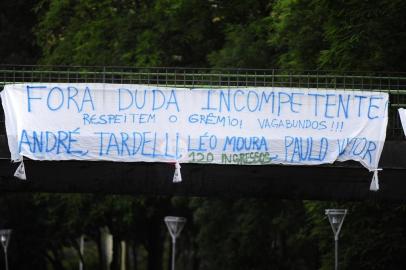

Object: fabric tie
[14,159,27,180]
[370,168,382,191]
[173,161,182,183]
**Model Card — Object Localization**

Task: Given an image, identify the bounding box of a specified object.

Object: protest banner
[1,83,388,189]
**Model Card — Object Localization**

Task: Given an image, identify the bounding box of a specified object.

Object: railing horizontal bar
[1,69,406,81]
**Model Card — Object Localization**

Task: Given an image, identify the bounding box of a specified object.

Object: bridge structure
[0,65,406,201]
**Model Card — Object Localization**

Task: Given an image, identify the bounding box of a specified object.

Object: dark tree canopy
[0,0,40,64]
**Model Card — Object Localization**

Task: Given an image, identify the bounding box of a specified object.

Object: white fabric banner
[1,83,388,172]
[398,108,406,137]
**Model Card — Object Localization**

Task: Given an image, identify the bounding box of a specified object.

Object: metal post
[0,230,12,270]
[325,209,347,270]
[335,237,338,270]
[4,248,8,270]
[79,235,84,270]
[164,216,186,270]
[171,238,176,270]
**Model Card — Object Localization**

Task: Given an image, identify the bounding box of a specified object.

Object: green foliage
[208,19,276,68]
[192,198,318,270]
[269,0,327,70]
[135,0,221,67]
[207,0,275,68]
[36,0,220,67]
[36,0,141,65]
[0,0,40,64]
[269,0,406,71]
[318,0,406,71]
[34,0,406,70]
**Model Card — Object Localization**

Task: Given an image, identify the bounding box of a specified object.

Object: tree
[208,0,276,68]
[0,0,40,64]
[35,0,221,67]
[269,0,327,70]
[191,198,318,270]
[318,0,406,72]
[269,0,406,71]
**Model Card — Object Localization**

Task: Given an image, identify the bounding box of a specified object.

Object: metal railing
[1,65,405,139]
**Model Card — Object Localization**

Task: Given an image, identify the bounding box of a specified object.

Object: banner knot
[370,168,382,191]
[14,159,27,180]
[173,161,182,183]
